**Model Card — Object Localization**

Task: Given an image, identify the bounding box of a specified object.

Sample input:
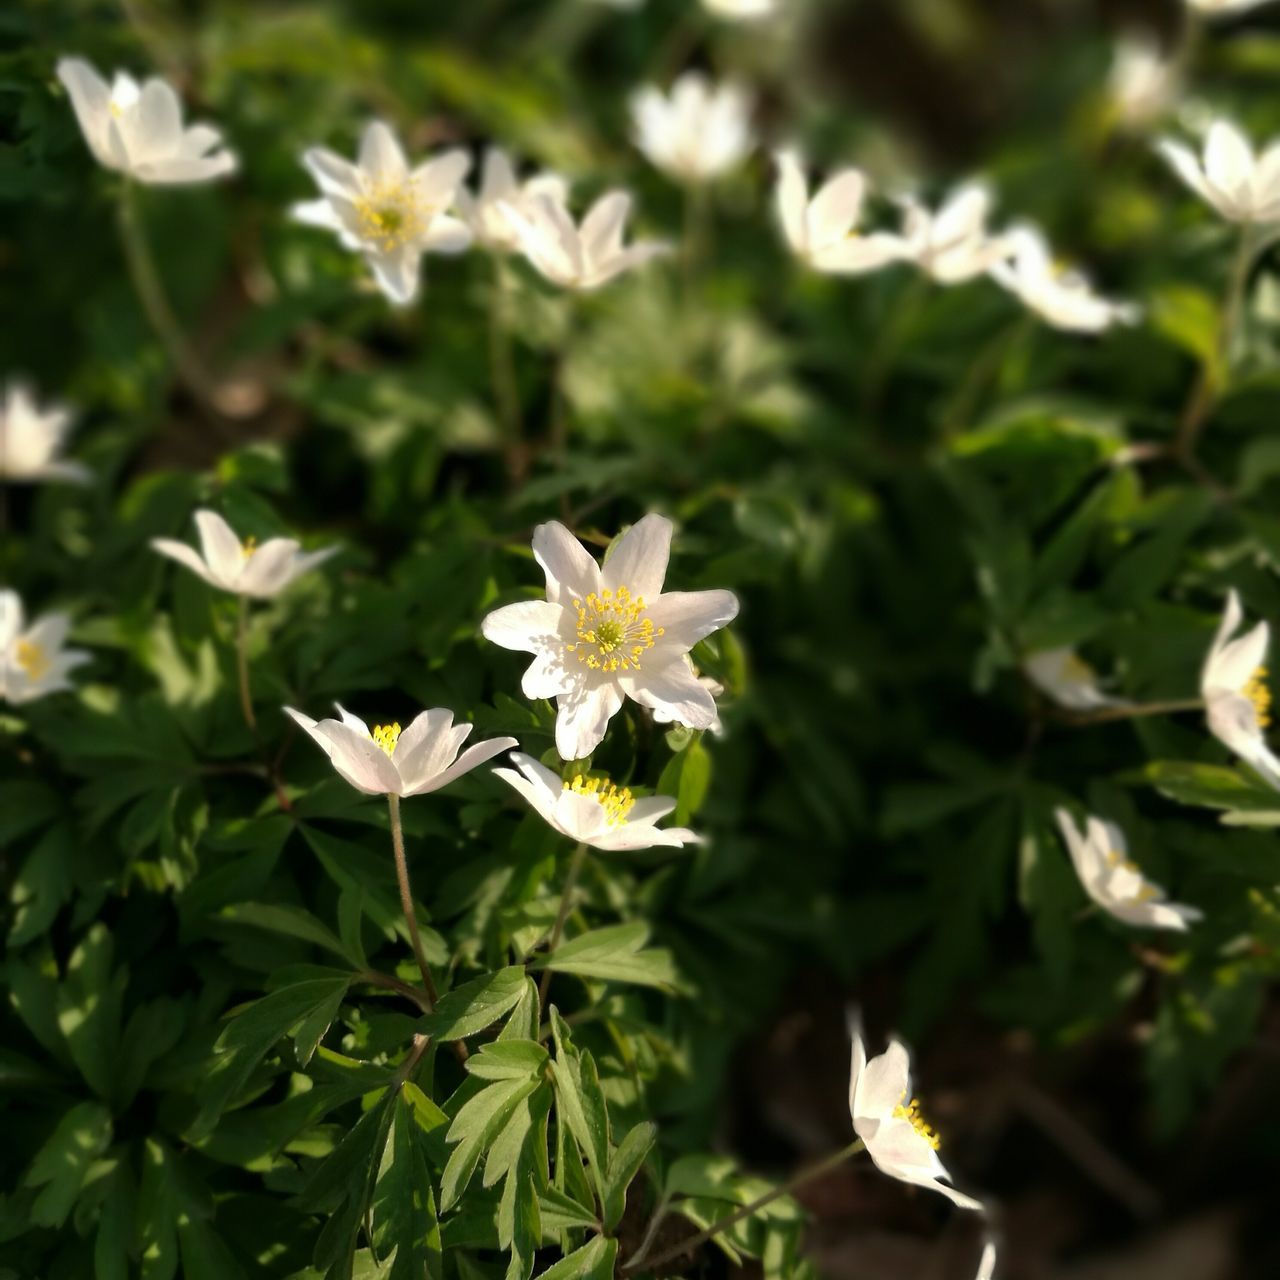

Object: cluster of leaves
[5,1,1280,1278]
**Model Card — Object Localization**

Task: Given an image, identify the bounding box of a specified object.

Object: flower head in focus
[1159,121,1280,223]
[847,1014,984,1211]
[493,751,701,850]
[993,228,1138,333]
[286,705,517,798]
[501,190,669,292]
[0,590,90,706]
[774,151,907,276]
[1055,808,1203,931]
[631,73,754,183]
[1109,37,1178,129]
[703,0,778,18]
[455,147,569,252]
[482,515,738,759]
[1023,646,1127,711]
[892,184,1013,284]
[1201,589,1280,788]
[56,57,236,184]
[293,122,473,305]
[151,510,337,600]
[0,383,89,484]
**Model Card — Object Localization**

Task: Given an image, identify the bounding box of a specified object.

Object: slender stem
[387,793,440,1008]
[355,969,434,1014]
[622,1140,865,1276]
[539,841,589,1004]
[488,255,524,482]
[116,180,221,410]
[681,182,709,303]
[1059,698,1203,727]
[623,1190,673,1275]
[235,594,256,732]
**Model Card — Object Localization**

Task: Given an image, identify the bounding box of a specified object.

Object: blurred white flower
[501,190,669,292]
[0,590,89,706]
[481,515,738,759]
[975,1239,998,1280]
[286,704,517,798]
[774,150,906,276]
[56,57,236,185]
[993,228,1138,333]
[1186,0,1277,14]
[1159,121,1280,224]
[847,1015,984,1212]
[455,147,569,252]
[1055,809,1203,931]
[892,184,1013,284]
[704,0,778,18]
[631,73,754,182]
[1201,589,1280,788]
[151,509,337,600]
[493,751,701,850]
[293,121,473,305]
[1023,646,1127,710]
[0,383,89,484]
[1109,37,1178,129]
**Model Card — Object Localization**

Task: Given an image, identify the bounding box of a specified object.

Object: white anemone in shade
[151,509,337,600]
[891,183,1013,284]
[501,190,670,292]
[1023,646,1126,711]
[293,121,473,305]
[56,57,236,185]
[630,73,754,183]
[1108,37,1178,130]
[0,383,89,484]
[0,590,90,706]
[847,1014,984,1212]
[704,0,778,18]
[992,227,1139,333]
[493,751,701,851]
[455,147,569,252]
[481,515,739,759]
[1187,0,1277,14]
[285,705,517,798]
[1055,809,1203,931]
[1158,121,1280,224]
[1200,589,1280,788]
[774,151,906,276]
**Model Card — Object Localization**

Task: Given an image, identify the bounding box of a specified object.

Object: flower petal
[602,514,673,599]
[554,680,623,760]
[481,599,565,653]
[618,660,719,730]
[532,522,601,604]
[359,120,408,185]
[403,734,519,797]
[150,538,219,589]
[648,588,739,652]
[194,510,245,588]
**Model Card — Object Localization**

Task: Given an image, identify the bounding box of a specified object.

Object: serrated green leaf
[420,966,526,1042]
[603,1121,656,1232]
[538,923,678,990]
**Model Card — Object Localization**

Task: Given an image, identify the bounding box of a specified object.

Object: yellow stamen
[241,536,258,557]
[1105,850,1160,903]
[352,182,432,253]
[15,640,50,681]
[894,1096,941,1151]
[562,773,635,826]
[1245,665,1271,729]
[564,584,665,674]
[372,722,401,756]
[1061,652,1097,684]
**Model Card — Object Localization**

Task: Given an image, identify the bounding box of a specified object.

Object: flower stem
[1060,698,1203,727]
[681,182,710,303]
[235,594,256,732]
[387,793,441,1009]
[116,180,221,411]
[539,841,588,1004]
[621,1139,865,1276]
[487,255,524,482]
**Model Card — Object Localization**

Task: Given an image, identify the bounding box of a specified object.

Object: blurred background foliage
[3,0,1280,1277]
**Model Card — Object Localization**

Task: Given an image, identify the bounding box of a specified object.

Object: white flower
[1023,647,1126,710]
[774,151,907,276]
[975,1239,998,1280]
[891,184,1013,284]
[493,751,700,851]
[56,57,236,185]
[704,0,778,19]
[1055,809,1203,931]
[502,189,670,293]
[1159,121,1280,224]
[0,383,89,484]
[992,228,1138,333]
[481,515,739,759]
[0,590,89,706]
[1109,38,1177,129]
[293,121,473,305]
[286,705,517,799]
[151,509,337,600]
[847,1016,984,1212]
[652,667,726,736]
[630,73,754,183]
[1186,0,1277,14]
[1200,589,1280,788]
[455,147,569,252]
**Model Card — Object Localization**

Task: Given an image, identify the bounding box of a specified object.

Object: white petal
[368,247,422,306]
[404,735,519,797]
[774,150,810,252]
[410,149,471,203]
[359,120,409,185]
[580,191,633,265]
[150,537,221,590]
[808,168,867,248]
[481,599,565,653]
[521,650,573,699]
[619,661,719,730]
[302,146,363,198]
[311,720,402,795]
[1204,121,1255,209]
[854,1038,911,1123]
[124,79,182,164]
[56,58,113,163]
[554,680,623,759]
[236,537,305,598]
[194,510,245,588]
[0,590,23,648]
[421,215,473,255]
[602,513,673,599]
[647,588,740,653]
[532,521,601,604]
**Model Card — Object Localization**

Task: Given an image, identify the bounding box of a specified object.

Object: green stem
[387,793,440,1008]
[235,594,256,732]
[681,181,710,304]
[538,841,588,1004]
[1060,697,1203,727]
[487,255,523,482]
[622,1139,865,1276]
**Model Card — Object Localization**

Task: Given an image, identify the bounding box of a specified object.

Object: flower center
[1245,665,1271,729]
[563,773,635,826]
[241,536,257,557]
[894,1095,940,1151]
[15,640,50,680]
[565,586,664,674]
[1061,652,1096,684]
[372,722,401,756]
[353,184,429,252]
[1105,850,1160,902]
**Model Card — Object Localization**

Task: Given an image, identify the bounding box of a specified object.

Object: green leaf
[549,1012,610,1207]
[466,1040,549,1082]
[440,1077,540,1212]
[24,1101,112,1228]
[497,977,541,1042]
[536,1187,599,1234]
[532,1236,617,1280]
[8,823,73,948]
[370,1092,442,1280]
[1139,760,1280,818]
[538,923,678,990]
[420,966,526,1042]
[56,924,125,1101]
[216,901,355,964]
[656,736,712,826]
[603,1122,656,1232]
